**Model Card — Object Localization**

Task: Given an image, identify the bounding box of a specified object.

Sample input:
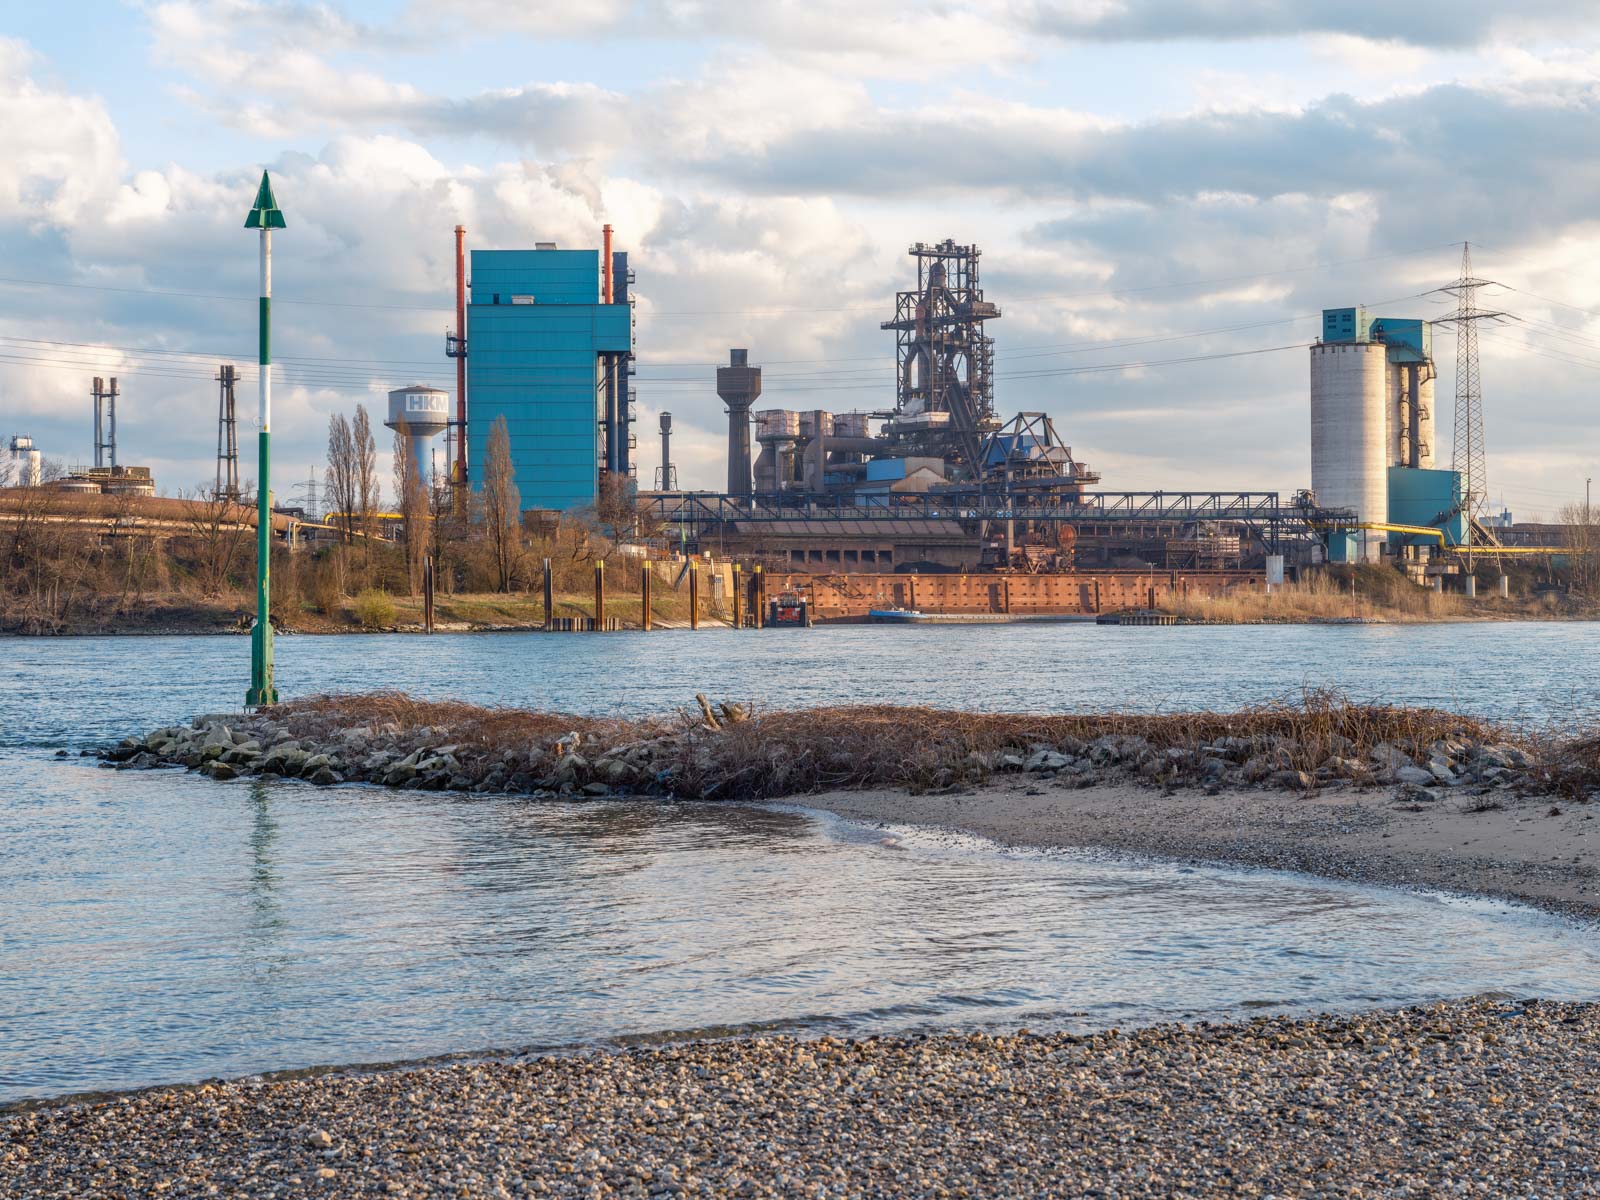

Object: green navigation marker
[245,171,283,707]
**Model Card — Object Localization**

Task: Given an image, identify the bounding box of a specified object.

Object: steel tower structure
[1441,243,1502,521]
[215,364,241,500]
[880,240,1000,475]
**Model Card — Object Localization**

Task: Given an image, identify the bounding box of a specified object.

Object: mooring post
[595,560,606,630]
[732,564,743,629]
[642,563,652,631]
[542,557,553,631]
[423,553,435,634]
[689,561,700,630]
[753,563,764,629]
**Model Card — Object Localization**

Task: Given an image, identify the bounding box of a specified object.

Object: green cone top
[244,170,286,229]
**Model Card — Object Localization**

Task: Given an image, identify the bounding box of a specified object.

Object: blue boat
[867,608,925,623]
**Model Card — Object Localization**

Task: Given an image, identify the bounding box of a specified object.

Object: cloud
[1025,0,1600,49]
[0,40,122,224]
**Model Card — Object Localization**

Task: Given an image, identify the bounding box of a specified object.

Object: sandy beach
[805,779,1600,919]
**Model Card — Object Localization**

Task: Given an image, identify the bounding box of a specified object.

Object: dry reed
[265,689,1532,802]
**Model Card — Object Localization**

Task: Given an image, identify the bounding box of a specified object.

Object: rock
[1394,765,1436,787]
[582,782,613,796]
[308,767,340,786]
[1270,769,1315,791]
[997,753,1026,771]
[382,762,417,787]
[1371,743,1413,769]
[1024,750,1069,772]
[201,761,238,781]
[1425,760,1456,784]
[305,1130,334,1149]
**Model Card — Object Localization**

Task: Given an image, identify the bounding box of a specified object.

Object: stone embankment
[96,692,1590,804]
[6,998,1598,1197]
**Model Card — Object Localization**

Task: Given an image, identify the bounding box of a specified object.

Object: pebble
[4,999,1596,1198]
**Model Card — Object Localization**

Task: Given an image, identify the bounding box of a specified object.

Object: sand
[802,778,1600,918]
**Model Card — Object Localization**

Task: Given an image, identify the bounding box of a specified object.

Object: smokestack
[602,224,614,304]
[453,224,467,486]
[659,411,674,491]
[716,348,761,497]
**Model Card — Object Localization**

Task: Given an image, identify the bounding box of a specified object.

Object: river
[3,624,1598,1104]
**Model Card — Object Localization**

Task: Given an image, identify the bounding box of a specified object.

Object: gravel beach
[5,999,1597,1198]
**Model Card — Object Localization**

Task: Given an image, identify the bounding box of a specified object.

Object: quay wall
[770,570,1264,622]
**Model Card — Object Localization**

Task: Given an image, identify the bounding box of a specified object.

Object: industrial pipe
[454,224,467,487]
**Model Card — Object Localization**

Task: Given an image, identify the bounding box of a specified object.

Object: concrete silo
[386,386,451,486]
[1310,341,1389,562]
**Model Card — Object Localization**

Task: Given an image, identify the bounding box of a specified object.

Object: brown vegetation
[265,688,1526,801]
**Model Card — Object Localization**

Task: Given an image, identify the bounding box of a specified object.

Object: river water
[3,625,1599,1104]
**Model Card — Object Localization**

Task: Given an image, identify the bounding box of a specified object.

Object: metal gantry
[641,490,1355,555]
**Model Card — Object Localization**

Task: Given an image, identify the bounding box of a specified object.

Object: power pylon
[1438,243,1505,524]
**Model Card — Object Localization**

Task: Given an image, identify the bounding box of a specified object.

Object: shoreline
[8,609,1597,636]
[797,781,1600,922]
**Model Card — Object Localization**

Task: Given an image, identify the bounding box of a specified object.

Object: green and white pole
[245,171,285,707]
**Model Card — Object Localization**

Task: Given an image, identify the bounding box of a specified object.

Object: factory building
[1311,306,1454,563]
[466,237,633,511]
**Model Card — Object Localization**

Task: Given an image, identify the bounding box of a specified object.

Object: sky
[3,0,1599,518]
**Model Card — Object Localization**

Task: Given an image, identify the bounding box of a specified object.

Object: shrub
[352,588,397,630]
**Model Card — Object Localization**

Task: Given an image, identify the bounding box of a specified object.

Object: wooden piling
[753,564,764,629]
[689,562,700,629]
[594,561,605,630]
[542,557,553,631]
[732,564,743,629]
[423,553,435,634]
[642,564,652,631]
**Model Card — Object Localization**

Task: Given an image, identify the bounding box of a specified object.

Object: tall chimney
[659,411,674,491]
[716,348,761,497]
[602,224,614,304]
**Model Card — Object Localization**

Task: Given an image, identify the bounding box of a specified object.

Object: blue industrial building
[466,246,633,512]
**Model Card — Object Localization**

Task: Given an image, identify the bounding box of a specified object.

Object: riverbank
[5,997,1596,1197]
[1,588,725,636]
[806,778,1600,919]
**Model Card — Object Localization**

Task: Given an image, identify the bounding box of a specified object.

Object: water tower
[386,386,451,485]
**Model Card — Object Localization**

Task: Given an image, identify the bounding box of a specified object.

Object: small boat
[868,608,925,623]
[767,592,812,627]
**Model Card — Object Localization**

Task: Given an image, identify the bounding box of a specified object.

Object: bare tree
[1560,501,1600,596]
[183,486,253,598]
[325,414,357,543]
[353,404,380,557]
[392,433,429,595]
[481,416,521,592]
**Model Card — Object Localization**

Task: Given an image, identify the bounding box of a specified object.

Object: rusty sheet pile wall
[773,571,1262,622]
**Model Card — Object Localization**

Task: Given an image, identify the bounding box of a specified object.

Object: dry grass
[264,689,1525,801]
[1167,570,1470,624]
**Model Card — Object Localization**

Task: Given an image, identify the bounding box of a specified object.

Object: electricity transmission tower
[1438,244,1506,526]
